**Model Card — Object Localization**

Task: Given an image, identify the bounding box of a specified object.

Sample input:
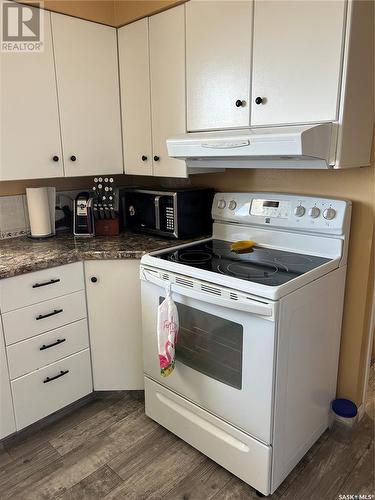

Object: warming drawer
[145,377,272,495]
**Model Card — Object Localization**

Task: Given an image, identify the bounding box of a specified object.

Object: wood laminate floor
[1,368,374,500]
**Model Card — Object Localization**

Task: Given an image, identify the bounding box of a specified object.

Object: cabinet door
[251,0,346,126]
[51,14,123,177]
[0,8,63,180]
[186,0,253,131]
[85,260,143,390]
[149,5,187,178]
[119,19,153,176]
[0,322,16,439]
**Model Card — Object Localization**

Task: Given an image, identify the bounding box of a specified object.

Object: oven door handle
[141,268,274,317]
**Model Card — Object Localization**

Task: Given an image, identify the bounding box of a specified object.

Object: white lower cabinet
[0,258,145,438]
[85,260,144,390]
[7,319,89,380]
[12,349,92,430]
[0,262,92,436]
[0,322,16,439]
[2,290,87,345]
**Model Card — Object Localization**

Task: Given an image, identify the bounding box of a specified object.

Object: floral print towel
[157,284,179,377]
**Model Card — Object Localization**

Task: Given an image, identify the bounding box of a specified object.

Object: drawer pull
[43,370,69,384]
[36,309,63,321]
[32,278,61,289]
[40,338,66,351]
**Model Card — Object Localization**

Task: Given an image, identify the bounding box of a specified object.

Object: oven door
[140,266,277,444]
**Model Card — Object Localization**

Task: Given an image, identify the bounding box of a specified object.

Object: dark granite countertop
[0,231,204,280]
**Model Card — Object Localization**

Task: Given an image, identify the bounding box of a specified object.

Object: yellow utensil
[230,240,257,254]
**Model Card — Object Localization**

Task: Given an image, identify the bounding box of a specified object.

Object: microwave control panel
[165,203,174,232]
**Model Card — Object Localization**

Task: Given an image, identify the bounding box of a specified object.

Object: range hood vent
[167,123,335,169]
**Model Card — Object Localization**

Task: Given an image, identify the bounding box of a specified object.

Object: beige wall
[187,161,375,406]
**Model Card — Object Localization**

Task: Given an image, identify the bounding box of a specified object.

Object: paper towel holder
[26,187,56,239]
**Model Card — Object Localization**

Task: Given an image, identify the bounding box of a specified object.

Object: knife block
[95,218,120,236]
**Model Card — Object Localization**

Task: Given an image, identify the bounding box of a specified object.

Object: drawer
[145,377,272,495]
[7,319,89,380]
[0,262,84,313]
[12,349,92,430]
[2,290,87,345]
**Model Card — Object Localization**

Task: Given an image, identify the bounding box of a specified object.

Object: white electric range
[140,192,351,496]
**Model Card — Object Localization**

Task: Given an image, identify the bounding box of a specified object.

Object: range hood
[167,123,335,169]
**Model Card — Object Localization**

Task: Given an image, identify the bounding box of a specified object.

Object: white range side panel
[149,5,187,178]
[335,0,374,168]
[271,267,346,493]
[118,19,153,176]
[186,0,253,131]
[85,260,143,390]
[0,6,63,180]
[51,13,123,177]
[251,0,346,126]
[0,321,16,439]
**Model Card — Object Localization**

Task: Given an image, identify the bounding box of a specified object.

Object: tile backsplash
[0,194,29,239]
[0,191,79,239]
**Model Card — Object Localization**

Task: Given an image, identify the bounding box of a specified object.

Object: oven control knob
[217,199,226,209]
[228,200,237,211]
[294,205,305,217]
[323,208,336,220]
[308,207,321,218]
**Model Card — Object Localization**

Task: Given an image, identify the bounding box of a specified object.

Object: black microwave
[119,188,215,239]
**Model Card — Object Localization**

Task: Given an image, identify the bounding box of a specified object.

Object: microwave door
[126,193,156,231]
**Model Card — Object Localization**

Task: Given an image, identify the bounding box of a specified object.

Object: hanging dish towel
[157,284,179,377]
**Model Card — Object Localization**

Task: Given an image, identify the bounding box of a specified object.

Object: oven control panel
[212,193,351,234]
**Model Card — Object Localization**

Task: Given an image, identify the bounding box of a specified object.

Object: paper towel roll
[26,187,55,237]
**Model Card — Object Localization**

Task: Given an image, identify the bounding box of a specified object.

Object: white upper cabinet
[186,0,253,131]
[149,5,186,177]
[51,13,123,177]
[251,0,346,126]
[0,8,63,180]
[119,7,187,178]
[119,19,153,176]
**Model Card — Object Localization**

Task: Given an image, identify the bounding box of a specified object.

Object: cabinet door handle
[255,96,264,105]
[32,278,60,289]
[36,309,63,321]
[70,155,77,162]
[52,156,59,162]
[153,156,160,162]
[235,99,245,107]
[141,155,148,161]
[43,370,69,384]
[40,338,66,351]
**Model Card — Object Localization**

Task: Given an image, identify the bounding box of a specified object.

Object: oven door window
[160,298,243,389]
